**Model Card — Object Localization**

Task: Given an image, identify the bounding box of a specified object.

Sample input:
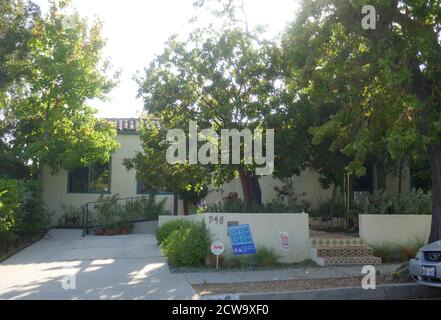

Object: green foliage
[226,247,281,269]
[372,238,427,263]
[391,189,432,215]
[161,221,211,267]
[59,204,82,228]
[1,1,119,176]
[92,194,171,231]
[19,180,46,234]
[123,195,170,222]
[0,179,23,233]
[123,117,213,215]
[93,194,123,230]
[156,219,193,246]
[205,198,309,214]
[204,183,310,213]
[310,197,346,218]
[0,0,39,92]
[356,189,431,215]
[0,178,47,242]
[128,24,281,206]
[356,190,393,215]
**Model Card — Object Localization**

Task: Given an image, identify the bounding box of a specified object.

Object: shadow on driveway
[0,229,198,300]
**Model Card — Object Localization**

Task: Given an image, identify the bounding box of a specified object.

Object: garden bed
[0,231,46,263]
[169,259,318,273]
[193,276,410,297]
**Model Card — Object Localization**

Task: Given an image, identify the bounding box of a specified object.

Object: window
[136,179,172,195]
[68,162,111,194]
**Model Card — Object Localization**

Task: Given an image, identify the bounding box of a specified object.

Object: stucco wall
[359,214,432,246]
[205,169,334,209]
[159,213,310,263]
[42,134,183,225]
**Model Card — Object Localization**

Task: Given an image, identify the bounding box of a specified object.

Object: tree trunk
[238,165,252,203]
[173,191,179,216]
[183,200,191,216]
[429,142,441,242]
[398,159,403,195]
[328,184,338,219]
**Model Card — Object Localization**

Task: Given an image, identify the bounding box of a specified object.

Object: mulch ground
[0,232,45,263]
[193,276,406,297]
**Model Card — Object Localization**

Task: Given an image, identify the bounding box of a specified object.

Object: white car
[409,240,441,288]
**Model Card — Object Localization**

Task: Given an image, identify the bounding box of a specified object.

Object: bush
[161,221,210,267]
[94,194,122,230]
[310,197,346,218]
[205,198,309,214]
[356,189,431,215]
[0,179,47,241]
[372,238,426,263]
[19,180,46,234]
[391,189,431,215]
[59,204,82,228]
[124,195,169,221]
[156,219,193,245]
[0,179,24,237]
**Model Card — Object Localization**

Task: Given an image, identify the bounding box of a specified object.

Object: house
[41,118,411,225]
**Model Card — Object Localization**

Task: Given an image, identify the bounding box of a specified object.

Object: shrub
[156,219,193,245]
[161,221,210,267]
[356,190,392,215]
[225,247,281,269]
[19,180,46,234]
[205,198,309,214]
[356,189,431,215]
[59,204,82,228]
[372,238,427,263]
[0,179,47,241]
[391,189,431,215]
[125,195,169,221]
[0,179,23,237]
[253,247,281,267]
[94,194,123,230]
[310,197,346,218]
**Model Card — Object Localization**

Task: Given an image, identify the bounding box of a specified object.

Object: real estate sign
[227,224,256,255]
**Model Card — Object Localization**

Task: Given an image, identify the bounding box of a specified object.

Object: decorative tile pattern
[310,238,365,247]
[317,246,373,258]
[323,256,382,266]
[310,235,381,266]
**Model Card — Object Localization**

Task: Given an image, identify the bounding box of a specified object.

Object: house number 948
[208,216,224,224]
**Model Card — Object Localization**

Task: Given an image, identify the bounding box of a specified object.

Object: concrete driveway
[0,228,198,300]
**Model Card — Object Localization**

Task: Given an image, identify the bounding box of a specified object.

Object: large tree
[123,115,213,215]
[1,1,119,175]
[133,27,279,204]
[282,0,441,241]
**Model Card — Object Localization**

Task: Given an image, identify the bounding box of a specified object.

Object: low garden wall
[159,213,310,263]
[359,214,432,246]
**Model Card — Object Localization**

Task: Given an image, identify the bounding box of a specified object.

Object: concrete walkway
[0,229,198,300]
[183,264,401,285]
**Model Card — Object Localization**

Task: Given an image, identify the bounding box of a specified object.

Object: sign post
[210,240,225,270]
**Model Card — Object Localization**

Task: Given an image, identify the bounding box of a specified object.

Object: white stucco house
[41,118,411,226]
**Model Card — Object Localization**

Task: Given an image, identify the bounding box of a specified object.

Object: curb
[204,283,441,300]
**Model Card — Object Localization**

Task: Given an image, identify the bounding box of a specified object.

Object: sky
[34,0,300,118]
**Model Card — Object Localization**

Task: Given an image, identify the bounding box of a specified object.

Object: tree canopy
[281,0,441,240]
[0,1,119,176]
[131,26,280,206]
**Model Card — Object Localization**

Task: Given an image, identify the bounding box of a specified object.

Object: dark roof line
[106,118,140,133]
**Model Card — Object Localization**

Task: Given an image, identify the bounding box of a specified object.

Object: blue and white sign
[227,224,256,255]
